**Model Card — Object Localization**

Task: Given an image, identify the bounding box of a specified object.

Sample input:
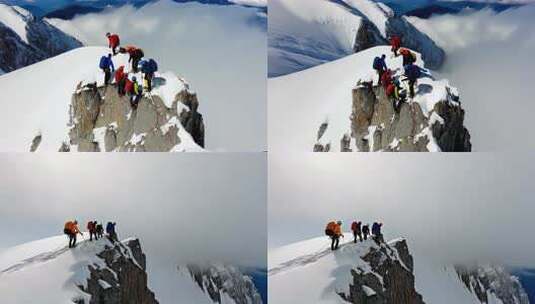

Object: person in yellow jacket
[325,220,344,251]
[64,220,83,248]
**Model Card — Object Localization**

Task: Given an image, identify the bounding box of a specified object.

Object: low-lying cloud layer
[408,5,535,151]
[269,153,535,267]
[50,0,267,151]
[0,153,266,301]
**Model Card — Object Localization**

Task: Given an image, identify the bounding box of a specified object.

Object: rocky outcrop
[180,264,263,304]
[455,265,530,304]
[65,81,205,152]
[76,239,158,304]
[340,239,425,304]
[0,5,81,73]
[353,19,387,53]
[338,83,470,152]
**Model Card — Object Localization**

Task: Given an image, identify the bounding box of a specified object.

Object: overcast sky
[269,153,535,267]
[50,0,267,152]
[408,5,535,151]
[0,153,266,302]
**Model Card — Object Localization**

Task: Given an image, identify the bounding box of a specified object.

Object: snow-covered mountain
[0,4,82,73]
[269,45,470,152]
[0,46,205,152]
[269,235,530,304]
[0,236,158,303]
[268,0,445,77]
[177,263,264,303]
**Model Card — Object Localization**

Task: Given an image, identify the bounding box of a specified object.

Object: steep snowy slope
[0,236,157,304]
[269,236,528,304]
[0,46,205,152]
[269,45,470,152]
[0,4,82,73]
[268,0,445,77]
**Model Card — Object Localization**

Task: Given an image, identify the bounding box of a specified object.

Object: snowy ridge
[0,235,149,303]
[268,0,445,76]
[178,263,263,304]
[0,46,205,152]
[270,45,468,152]
[0,3,82,73]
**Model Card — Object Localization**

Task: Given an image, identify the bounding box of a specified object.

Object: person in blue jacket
[373,55,388,86]
[99,54,115,86]
[372,222,384,243]
[106,222,117,242]
[404,63,421,98]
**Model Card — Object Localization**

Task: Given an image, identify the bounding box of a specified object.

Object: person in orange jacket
[64,220,83,248]
[326,221,344,250]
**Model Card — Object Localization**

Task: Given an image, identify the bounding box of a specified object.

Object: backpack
[351,221,357,231]
[139,60,149,73]
[148,59,158,72]
[325,221,336,236]
[373,57,382,69]
[99,56,108,69]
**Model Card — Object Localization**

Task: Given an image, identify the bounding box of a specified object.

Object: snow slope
[0,46,203,152]
[269,235,506,304]
[269,45,458,152]
[0,235,125,303]
[0,4,30,43]
[269,0,364,77]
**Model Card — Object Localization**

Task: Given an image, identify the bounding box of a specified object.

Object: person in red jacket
[87,221,97,241]
[125,45,144,73]
[390,35,401,56]
[114,66,127,96]
[106,32,120,55]
[380,69,393,89]
[351,221,362,243]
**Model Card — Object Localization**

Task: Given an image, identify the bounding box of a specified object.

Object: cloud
[407,5,535,151]
[269,153,535,267]
[49,0,267,152]
[0,153,267,301]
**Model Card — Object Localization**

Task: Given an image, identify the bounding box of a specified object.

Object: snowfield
[269,45,458,152]
[0,235,131,303]
[269,236,507,304]
[0,46,202,152]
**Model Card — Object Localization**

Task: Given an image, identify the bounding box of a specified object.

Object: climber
[386,79,407,113]
[139,58,158,92]
[126,45,144,73]
[106,222,117,242]
[351,221,363,243]
[400,48,417,66]
[128,76,143,109]
[87,221,97,241]
[362,224,370,241]
[325,221,343,250]
[99,53,115,86]
[114,65,127,96]
[372,222,384,244]
[106,32,120,56]
[390,35,402,56]
[404,63,421,98]
[64,220,83,248]
[96,223,104,239]
[373,55,387,86]
[380,68,393,89]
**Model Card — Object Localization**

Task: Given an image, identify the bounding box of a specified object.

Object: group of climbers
[369,34,424,113]
[325,220,384,251]
[99,32,159,109]
[63,220,118,248]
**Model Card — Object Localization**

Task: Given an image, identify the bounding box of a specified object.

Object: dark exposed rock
[342,239,425,304]
[454,265,529,304]
[181,264,263,304]
[78,239,158,304]
[30,133,42,152]
[353,19,387,53]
